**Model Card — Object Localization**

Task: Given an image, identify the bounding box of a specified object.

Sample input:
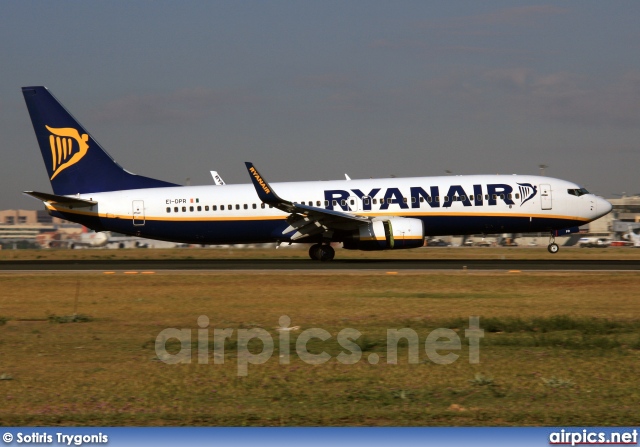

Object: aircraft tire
[309,244,322,260]
[547,243,559,254]
[319,245,335,262]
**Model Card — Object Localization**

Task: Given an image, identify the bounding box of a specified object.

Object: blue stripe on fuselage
[48,209,584,245]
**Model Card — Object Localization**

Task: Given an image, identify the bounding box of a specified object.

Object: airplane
[66,227,109,249]
[21,86,613,261]
[210,171,226,186]
[622,226,640,247]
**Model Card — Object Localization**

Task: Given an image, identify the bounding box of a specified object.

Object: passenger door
[540,184,552,210]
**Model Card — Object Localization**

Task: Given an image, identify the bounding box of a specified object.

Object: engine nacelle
[343,217,424,250]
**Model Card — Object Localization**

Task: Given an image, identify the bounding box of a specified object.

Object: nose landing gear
[547,233,559,254]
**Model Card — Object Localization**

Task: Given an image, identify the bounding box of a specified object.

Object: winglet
[244,162,287,205]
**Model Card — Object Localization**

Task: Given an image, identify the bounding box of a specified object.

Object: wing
[245,162,369,241]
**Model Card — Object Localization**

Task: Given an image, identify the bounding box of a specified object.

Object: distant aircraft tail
[22,86,177,195]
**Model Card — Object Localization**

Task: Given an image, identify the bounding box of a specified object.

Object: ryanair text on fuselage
[324,182,537,211]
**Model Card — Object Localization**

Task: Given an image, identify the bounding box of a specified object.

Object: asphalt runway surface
[0,259,639,271]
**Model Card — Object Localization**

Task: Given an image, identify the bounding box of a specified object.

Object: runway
[1,259,639,271]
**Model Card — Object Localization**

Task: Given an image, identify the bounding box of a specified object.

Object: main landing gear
[547,233,559,254]
[309,243,335,261]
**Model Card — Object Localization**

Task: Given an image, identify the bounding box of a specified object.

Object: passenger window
[373,199,377,204]
[261,203,265,209]
[350,199,355,205]
[205,206,209,211]
[435,196,439,202]
[460,195,466,201]
[485,195,489,200]
[189,206,194,212]
[500,194,505,200]
[492,195,497,200]
[411,197,416,203]
[332,200,337,206]
[244,204,248,210]
[403,198,408,203]
[174,207,178,212]
[444,196,449,202]
[252,204,256,209]
[507,194,512,200]
[324,200,329,206]
[477,195,482,201]
[316,201,321,206]
[166,207,171,213]
[341,200,346,206]
[182,206,186,212]
[228,204,232,210]
[236,204,240,210]
[364,198,370,205]
[197,206,202,211]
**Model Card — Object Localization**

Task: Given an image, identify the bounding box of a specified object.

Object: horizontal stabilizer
[24,191,97,207]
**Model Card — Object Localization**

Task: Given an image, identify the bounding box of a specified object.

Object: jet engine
[342,217,424,250]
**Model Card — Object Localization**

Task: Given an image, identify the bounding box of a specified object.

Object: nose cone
[597,197,613,217]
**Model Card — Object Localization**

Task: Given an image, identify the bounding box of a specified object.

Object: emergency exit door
[132,200,145,226]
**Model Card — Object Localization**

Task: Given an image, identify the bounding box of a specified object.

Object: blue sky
[1,1,639,209]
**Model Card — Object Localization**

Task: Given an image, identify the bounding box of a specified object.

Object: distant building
[0,209,75,226]
[0,209,81,243]
[609,195,640,235]
[588,195,640,235]
[610,195,640,222]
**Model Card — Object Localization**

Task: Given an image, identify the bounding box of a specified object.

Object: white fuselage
[46,174,611,246]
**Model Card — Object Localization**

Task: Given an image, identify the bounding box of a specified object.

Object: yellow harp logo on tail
[46,125,89,180]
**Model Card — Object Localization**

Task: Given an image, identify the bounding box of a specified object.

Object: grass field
[1,245,640,261]
[1,258,639,426]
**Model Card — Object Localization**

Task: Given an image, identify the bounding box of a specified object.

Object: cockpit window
[567,188,590,197]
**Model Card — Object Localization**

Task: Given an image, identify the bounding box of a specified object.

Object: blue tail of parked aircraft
[22,86,177,196]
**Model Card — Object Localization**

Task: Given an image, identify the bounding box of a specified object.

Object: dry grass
[1,270,640,426]
[1,245,640,261]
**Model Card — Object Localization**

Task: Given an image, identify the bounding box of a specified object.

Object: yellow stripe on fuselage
[45,204,590,223]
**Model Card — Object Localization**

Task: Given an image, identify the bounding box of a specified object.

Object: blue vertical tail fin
[22,86,177,195]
